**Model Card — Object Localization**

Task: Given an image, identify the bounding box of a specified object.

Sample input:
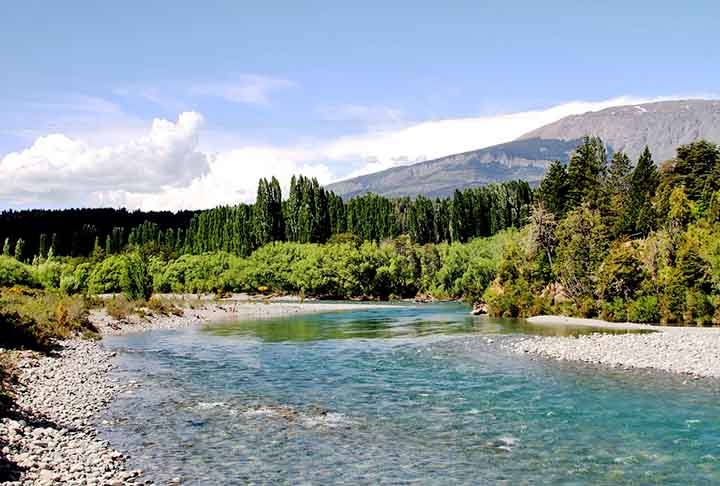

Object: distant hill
[328,138,580,199]
[327,99,720,199]
[519,99,720,162]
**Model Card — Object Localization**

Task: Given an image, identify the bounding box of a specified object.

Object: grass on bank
[0,287,99,351]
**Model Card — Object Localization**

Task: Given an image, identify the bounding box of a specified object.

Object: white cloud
[328,96,689,179]
[0,112,210,206]
[98,147,331,211]
[190,75,296,105]
[0,94,706,210]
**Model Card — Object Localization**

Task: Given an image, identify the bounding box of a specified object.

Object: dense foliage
[487,137,720,325]
[0,231,515,303]
[1,176,532,260]
[5,137,720,326]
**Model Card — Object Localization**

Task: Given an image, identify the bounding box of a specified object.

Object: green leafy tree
[553,204,609,312]
[14,238,25,262]
[2,238,10,257]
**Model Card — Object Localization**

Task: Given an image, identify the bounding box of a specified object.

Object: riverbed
[98,303,720,484]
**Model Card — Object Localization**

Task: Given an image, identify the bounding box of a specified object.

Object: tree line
[486,137,720,325]
[1,176,533,261]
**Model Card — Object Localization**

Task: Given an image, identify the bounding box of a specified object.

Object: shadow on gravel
[0,437,24,482]
[0,407,71,482]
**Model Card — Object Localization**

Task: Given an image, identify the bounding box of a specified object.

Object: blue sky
[1,0,718,209]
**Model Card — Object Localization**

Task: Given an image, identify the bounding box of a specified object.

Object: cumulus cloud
[98,147,332,211]
[0,94,702,210]
[0,112,210,206]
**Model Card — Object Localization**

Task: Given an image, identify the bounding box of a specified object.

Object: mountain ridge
[327,99,720,199]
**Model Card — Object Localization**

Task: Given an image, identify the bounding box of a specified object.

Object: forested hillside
[1,178,532,260]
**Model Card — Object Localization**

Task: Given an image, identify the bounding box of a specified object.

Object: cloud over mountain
[0,95,704,210]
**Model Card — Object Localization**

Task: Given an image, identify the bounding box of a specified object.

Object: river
[99,303,720,484]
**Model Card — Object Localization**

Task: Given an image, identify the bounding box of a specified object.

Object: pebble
[509,327,720,378]
[0,340,151,485]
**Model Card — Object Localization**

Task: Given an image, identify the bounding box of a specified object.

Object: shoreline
[525,315,657,331]
[91,299,407,335]
[0,340,144,485]
[513,315,720,378]
[0,299,405,484]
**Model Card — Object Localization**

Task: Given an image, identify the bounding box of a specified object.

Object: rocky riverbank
[1,299,403,484]
[0,340,147,485]
[511,317,720,378]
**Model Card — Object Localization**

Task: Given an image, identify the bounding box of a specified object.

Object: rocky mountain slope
[327,99,720,198]
[519,99,720,163]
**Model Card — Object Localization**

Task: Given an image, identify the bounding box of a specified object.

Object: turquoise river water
[100,303,720,485]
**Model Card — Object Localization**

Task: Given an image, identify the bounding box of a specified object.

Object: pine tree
[565,136,607,210]
[538,160,568,215]
[630,146,659,235]
[3,237,11,257]
[253,178,273,246]
[673,140,720,209]
[604,152,633,235]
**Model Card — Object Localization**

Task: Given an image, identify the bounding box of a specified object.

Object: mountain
[519,99,720,162]
[328,138,580,199]
[327,99,720,199]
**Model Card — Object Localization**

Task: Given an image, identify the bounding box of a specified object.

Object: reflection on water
[203,303,650,341]
[100,303,713,486]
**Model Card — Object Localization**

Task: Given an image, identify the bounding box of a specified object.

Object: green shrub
[87,253,151,300]
[627,295,660,323]
[155,252,240,293]
[683,290,714,326]
[0,256,37,288]
[601,297,627,322]
[60,262,94,295]
[35,260,66,289]
[0,289,96,350]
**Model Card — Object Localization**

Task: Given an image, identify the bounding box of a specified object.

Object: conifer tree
[2,237,11,257]
[565,136,607,210]
[630,146,659,235]
[538,160,568,215]
[604,152,633,235]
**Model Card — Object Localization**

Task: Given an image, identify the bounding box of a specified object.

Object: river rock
[0,339,150,485]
